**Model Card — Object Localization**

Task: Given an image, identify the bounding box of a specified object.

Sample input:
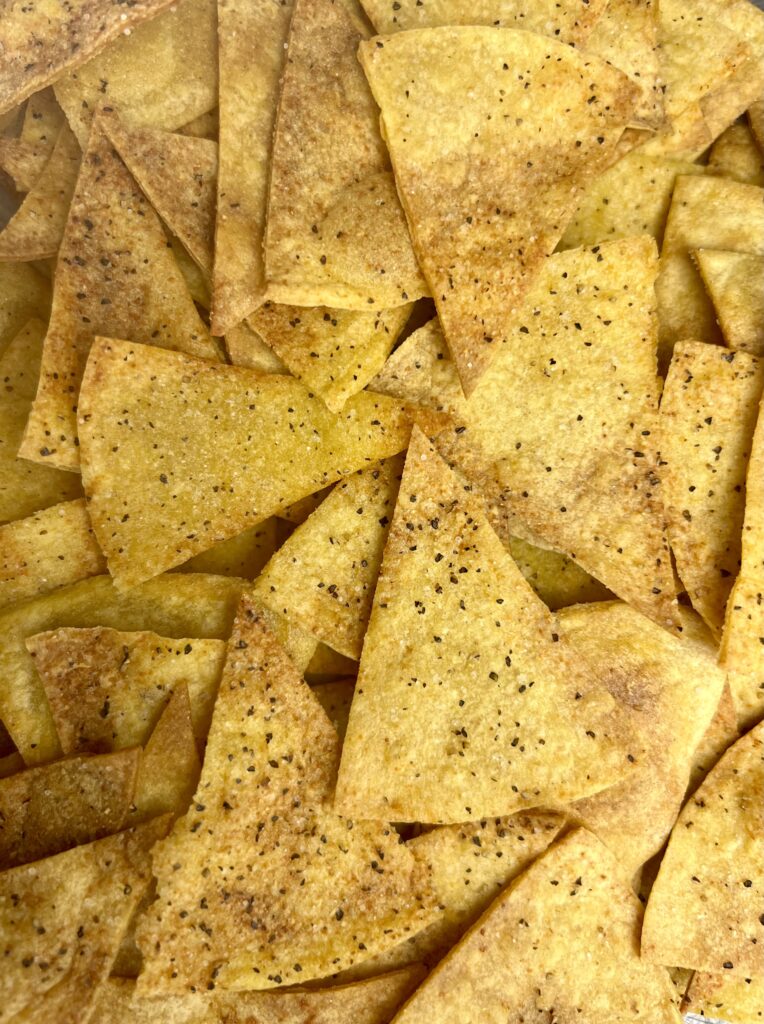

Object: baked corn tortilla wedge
[708,122,764,186]
[687,682,740,795]
[178,518,278,578]
[225,320,288,374]
[0,263,50,360]
[693,249,764,356]
[684,970,764,1024]
[132,683,200,821]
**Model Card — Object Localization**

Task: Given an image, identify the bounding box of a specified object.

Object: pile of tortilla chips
[1,0,763,1020]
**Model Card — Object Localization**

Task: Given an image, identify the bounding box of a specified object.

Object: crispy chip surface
[685,970,764,1024]
[708,122,764,186]
[225,321,288,374]
[133,684,200,821]
[507,537,612,609]
[179,519,278,578]
[0,263,50,359]
[694,249,764,356]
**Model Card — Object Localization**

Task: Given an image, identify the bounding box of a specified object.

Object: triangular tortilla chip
[78,337,433,586]
[507,537,612,609]
[657,175,764,361]
[557,602,727,879]
[19,117,218,473]
[305,644,358,682]
[226,321,288,374]
[170,233,212,308]
[0,321,83,525]
[389,829,680,1024]
[0,816,169,1024]
[133,684,200,821]
[8,89,67,190]
[702,57,764,142]
[687,682,740,794]
[0,138,52,193]
[559,154,705,250]
[694,249,764,356]
[0,573,245,764]
[0,123,80,260]
[104,116,217,275]
[136,597,437,993]
[0,262,50,358]
[180,519,278,578]
[359,27,639,393]
[335,429,640,823]
[635,101,712,160]
[53,0,217,147]
[250,303,413,412]
[709,122,764,186]
[180,108,218,140]
[0,0,177,115]
[254,456,404,659]
[0,498,105,609]
[212,0,292,334]
[659,342,763,638]
[642,722,764,976]
[264,0,428,313]
[685,970,764,1024]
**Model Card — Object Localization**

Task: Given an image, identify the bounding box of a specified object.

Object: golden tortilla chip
[642,722,764,976]
[179,108,218,140]
[226,321,288,374]
[250,303,413,412]
[305,644,357,682]
[559,154,705,250]
[212,0,292,334]
[0,262,50,358]
[54,0,217,147]
[0,498,106,609]
[0,136,53,194]
[19,117,218,474]
[104,116,217,275]
[0,816,169,1024]
[708,122,764,186]
[390,829,680,1024]
[336,429,640,823]
[507,537,612,610]
[0,123,80,261]
[170,234,212,308]
[78,337,431,586]
[136,597,437,993]
[0,748,139,869]
[311,679,355,743]
[659,342,763,637]
[359,27,639,393]
[687,683,740,794]
[635,102,713,160]
[657,175,764,360]
[557,602,727,879]
[702,58,764,142]
[277,489,331,525]
[749,99,764,148]
[0,0,177,115]
[0,321,83,525]
[133,684,200,821]
[685,971,764,1024]
[694,249,764,356]
[180,519,278,578]
[254,456,404,659]
[0,573,245,763]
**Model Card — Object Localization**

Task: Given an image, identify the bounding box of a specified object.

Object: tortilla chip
[659,342,763,637]
[133,684,200,821]
[702,60,764,143]
[0,573,245,763]
[136,597,437,993]
[92,967,427,1024]
[636,102,713,160]
[0,124,80,261]
[687,683,740,794]
[0,262,50,358]
[557,602,727,879]
[335,429,641,823]
[507,537,612,610]
[0,816,169,1024]
[250,303,413,412]
[170,234,212,309]
[750,99,764,149]
[104,116,217,274]
[685,971,764,1024]
[657,175,764,361]
[78,337,431,586]
[54,0,217,147]
[359,28,639,394]
[0,321,83,525]
[0,748,139,869]
[391,829,680,1024]
[212,0,292,334]
[225,321,288,374]
[642,722,764,976]
[694,249,764,356]
[305,644,357,682]
[179,519,278,578]
[709,122,764,186]
[277,489,331,526]
[312,679,355,743]
[19,118,218,474]
[0,138,53,194]
[179,108,218,141]
[559,154,705,250]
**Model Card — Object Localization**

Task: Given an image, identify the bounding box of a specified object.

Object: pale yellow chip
[559,154,705,250]
[750,99,764,149]
[226,321,288,374]
[635,102,713,161]
[78,337,434,586]
[0,573,245,763]
[391,829,680,1024]
[264,0,428,313]
[133,684,200,821]
[277,488,332,525]
[54,0,217,147]
[169,234,212,309]
[687,682,740,794]
[659,342,763,637]
[179,519,278,578]
[19,117,218,473]
[212,0,293,334]
[642,722,764,976]
[254,456,404,660]
[702,59,764,142]
[336,429,640,823]
[0,816,169,1024]
[694,249,764,356]
[0,136,53,193]
[359,27,639,393]
[0,262,50,359]
[0,123,80,260]
[507,537,612,610]
[0,320,83,525]
[685,971,764,1024]
[657,175,764,361]
[0,498,106,609]
[250,303,413,412]
[708,121,764,186]
[0,0,177,114]
[179,107,218,140]
[20,88,65,149]
[136,596,438,993]
[103,116,217,275]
